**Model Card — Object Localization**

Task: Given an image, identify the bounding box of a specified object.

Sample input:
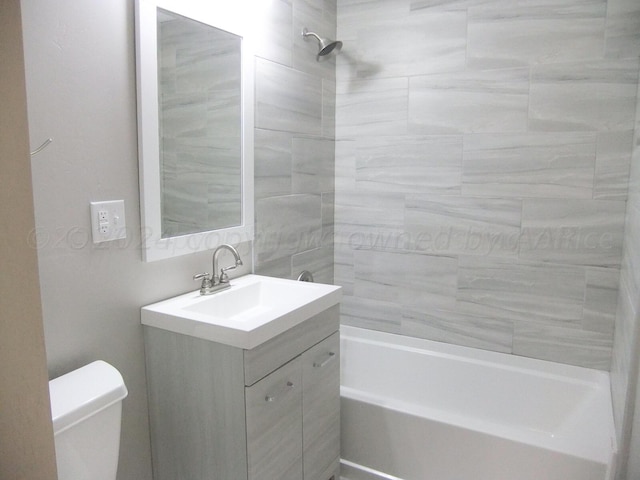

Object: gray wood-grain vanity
[144,304,340,480]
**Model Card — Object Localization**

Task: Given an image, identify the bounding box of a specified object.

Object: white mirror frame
[135,0,254,262]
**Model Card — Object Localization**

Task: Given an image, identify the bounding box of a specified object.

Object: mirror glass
[158,9,242,237]
[136,0,254,262]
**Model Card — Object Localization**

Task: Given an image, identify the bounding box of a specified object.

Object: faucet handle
[193,272,213,287]
[219,264,239,283]
[194,273,215,295]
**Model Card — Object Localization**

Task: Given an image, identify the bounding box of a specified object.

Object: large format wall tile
[604,0,640,59]
[341,295,402,333]
[322,78,337,139]
[519,198,626,267]
[292,137,335,194]
[255,58,323,134]
[354,249,458,309]
[408,68,529,134]
[529,59,640,132]
[512,323,613,370]
[402,308,513,353]
[594,131,634,200]
[335,0,638,370]
[404,195,521,257]
[336,77,408,137]
[339,0,409,39]
[253,0,293,66]
[410,0,491,11]
[583,267,620,334]
[255,194,322,264]
[355,135,462,194]
[353,10,467,78]
[334,191,405,247]
[462,133,597,198]
[456,256,586,327]
[292,245,334,284]
[254,129,292,199]
[466,1,606,69]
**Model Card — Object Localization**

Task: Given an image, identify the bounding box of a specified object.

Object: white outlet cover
[90,200,126,244]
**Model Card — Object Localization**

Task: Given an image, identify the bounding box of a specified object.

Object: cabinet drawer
[245,357,302,480]
[302,332,340,480]
[244,305,339,386]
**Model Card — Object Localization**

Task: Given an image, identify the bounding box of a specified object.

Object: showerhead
[302,28,342,62]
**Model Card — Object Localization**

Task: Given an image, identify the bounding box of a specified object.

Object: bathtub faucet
[193,244,243,295]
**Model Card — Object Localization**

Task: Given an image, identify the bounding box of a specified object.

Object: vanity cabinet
[144,304,340,480]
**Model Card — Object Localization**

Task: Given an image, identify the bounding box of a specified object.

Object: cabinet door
[245,357,302,480]
[302,332,340,480]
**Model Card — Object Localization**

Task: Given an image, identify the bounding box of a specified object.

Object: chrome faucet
[193,244,243,295]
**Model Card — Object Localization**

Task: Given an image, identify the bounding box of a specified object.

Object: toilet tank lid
[49,360,128,435]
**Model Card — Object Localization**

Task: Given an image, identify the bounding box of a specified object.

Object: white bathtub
[340,326,617,480]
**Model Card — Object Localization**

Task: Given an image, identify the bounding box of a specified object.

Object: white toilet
[49,360,128,480]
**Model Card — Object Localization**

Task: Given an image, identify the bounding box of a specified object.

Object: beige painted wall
[0,0,57,478]
[20,1,252,478]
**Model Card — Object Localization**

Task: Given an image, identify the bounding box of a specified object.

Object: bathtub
[340,326,617,480]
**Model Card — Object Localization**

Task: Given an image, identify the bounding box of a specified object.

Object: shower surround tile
[334,242,355,295]
[594,131,633,200]
[513,323,613,369]
[255,58,322,135]
[611,277,640,437]
[408,68,529,134]
[604,0,640,59]
[355,135,462,195]
[336,77,408,137]
[335,139,356,191]
[334,191,405,248]
[322,192,335,248]
[404,195,522,258]
[529,58,640,132]
[456,257,586,327]
[462,133,597,198]
[402,308,513,354]
[292,137,335,194]
[335,0,639,371]
[353,10,467,78]
[354,249,458,310]
[253,0,293,66]
[254,129,292,199]
[292,246,334,285]
[466,0,606,69]
[620,201,640,305]
[519,198,626,267]
[322,78,337,139]
[583,267,620,334]
[340,296,402,333]
[338,0,409,41]
[410,0,492,11]
[255,194,322,265]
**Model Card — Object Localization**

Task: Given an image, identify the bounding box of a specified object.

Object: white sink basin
[141,274,342,349]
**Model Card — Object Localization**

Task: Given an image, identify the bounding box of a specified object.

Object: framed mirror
[135,0,254,262]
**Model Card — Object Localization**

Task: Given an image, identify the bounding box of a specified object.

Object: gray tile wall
[253,0,337,284]
[611,35,640,479]
[335,0,640,370]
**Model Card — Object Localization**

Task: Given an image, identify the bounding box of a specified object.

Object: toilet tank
[49,361,128,480]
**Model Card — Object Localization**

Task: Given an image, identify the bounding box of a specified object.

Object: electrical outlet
[90,200,126,243]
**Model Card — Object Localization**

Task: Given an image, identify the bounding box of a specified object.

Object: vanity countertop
[141,274,342,349]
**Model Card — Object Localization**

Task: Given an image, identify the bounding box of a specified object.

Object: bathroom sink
[141,274,342,349]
